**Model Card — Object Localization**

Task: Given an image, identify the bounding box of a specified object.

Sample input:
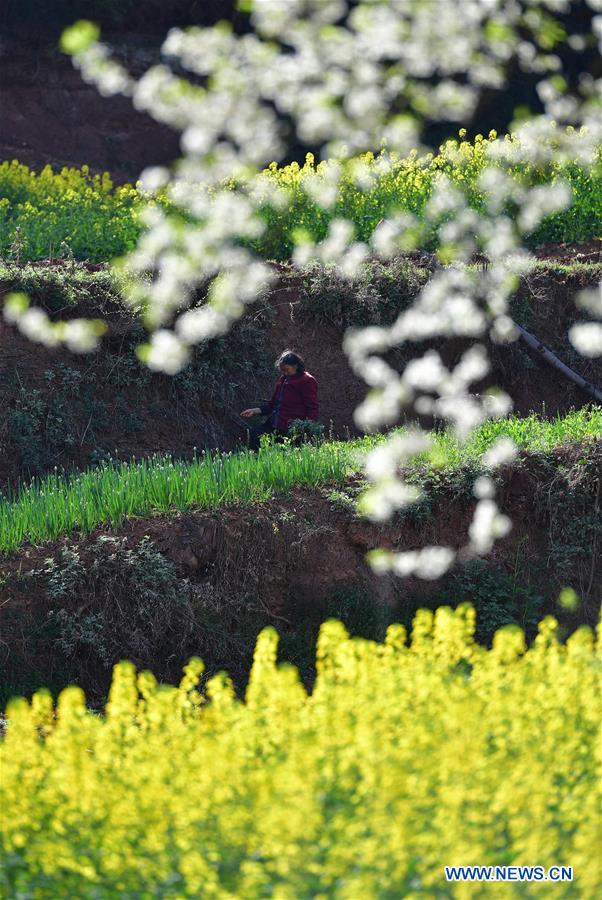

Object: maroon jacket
[260,371,319,430]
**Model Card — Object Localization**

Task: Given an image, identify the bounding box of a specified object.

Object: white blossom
[370,546,456,579]
[490,315,520,343]
[139,166,170,193]
[61,320,105,353]
[469,498,512,555]
[569,322,602,358]
[473,476,496,499]
[517,181,572,233]
[482,437,519,468]
[46,1,602,577]
[576,283,602,318]
[145,330,190,374]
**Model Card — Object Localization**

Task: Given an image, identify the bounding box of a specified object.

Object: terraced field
[1,4,601,895]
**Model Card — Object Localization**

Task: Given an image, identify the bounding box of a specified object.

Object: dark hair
[276,350,306,373]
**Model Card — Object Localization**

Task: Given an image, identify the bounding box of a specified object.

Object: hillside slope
[1,256,601,490]
[1,440,599,703]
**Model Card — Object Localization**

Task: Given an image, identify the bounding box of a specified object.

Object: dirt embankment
[1,255,601,490]
[1,37,179,183]
[1,442,599,703]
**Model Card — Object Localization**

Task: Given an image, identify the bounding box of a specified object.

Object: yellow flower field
[2,129,600,263]
[1,605,600,898]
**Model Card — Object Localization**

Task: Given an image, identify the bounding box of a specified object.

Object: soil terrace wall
[1,259,601,490]
[1,442,599,703]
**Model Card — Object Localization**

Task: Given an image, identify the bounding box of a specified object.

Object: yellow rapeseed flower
[1,605,600,897]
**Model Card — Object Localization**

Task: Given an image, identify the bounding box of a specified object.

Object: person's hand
[240,408,261,418]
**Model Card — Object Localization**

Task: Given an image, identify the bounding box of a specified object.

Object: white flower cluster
[75,43,133,97]
[47,2,602,576]
[3,293,106,353]
[570,283,602,357]
[468,498,512,555]
[358,430,432,521]
[369,546,457,581]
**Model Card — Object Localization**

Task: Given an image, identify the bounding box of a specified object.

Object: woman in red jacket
[240,350,319,451]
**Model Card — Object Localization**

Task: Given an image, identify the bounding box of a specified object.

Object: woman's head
[276,350,305,376]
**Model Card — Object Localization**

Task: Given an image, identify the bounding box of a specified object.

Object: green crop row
[1,131,600,263]
[0,408,599,553]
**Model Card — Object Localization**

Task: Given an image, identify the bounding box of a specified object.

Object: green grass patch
[401,406,601,469]
[346,405,601,463]
[0,408,599,554]
[0,442,350,553]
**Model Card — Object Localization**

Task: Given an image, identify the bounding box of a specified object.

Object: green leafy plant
[2,139,601,264]
[326,489,358,515]
[287,418,325,444]
[40,536,192,668]
[448,559,545,642]
[297,256,430,327]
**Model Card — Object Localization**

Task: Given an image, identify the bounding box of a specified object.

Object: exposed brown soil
[1,38,179,183]
[531,239,602,264]
[0,426,598,712]
[3,450,597,614]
